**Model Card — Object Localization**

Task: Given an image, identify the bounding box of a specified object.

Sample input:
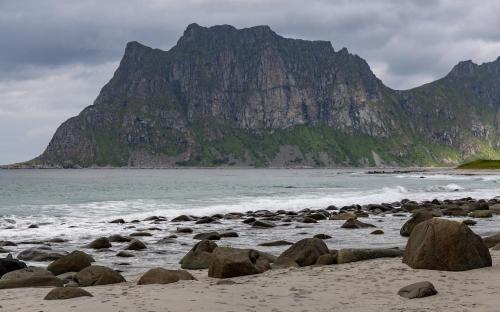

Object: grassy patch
[457,159,500,169]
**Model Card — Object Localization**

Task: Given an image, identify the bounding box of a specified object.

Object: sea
[1,168,500,274]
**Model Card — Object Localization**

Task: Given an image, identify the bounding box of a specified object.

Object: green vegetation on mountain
[457,159,500,169]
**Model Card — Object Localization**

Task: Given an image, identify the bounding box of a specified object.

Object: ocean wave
[426,183,464,192]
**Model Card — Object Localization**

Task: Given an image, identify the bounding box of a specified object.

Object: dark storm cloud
[1,0,500,163]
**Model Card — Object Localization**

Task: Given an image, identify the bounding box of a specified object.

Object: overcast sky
[1,0,500,164]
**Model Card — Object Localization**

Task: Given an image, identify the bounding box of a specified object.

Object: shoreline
[2,252,500,312]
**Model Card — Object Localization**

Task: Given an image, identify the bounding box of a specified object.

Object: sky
[1,0,500,164]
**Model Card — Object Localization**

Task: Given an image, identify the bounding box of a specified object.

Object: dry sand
[2,251,500,312]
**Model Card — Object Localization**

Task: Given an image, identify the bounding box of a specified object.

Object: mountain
[18,24,500,168]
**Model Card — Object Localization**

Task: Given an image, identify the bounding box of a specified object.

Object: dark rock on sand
[85,237,112,249]
[44,287,93,300]
[482,233,500,248]
[403,218,492,271]
[315,253,336,265]
[337,248,403,264]
[75,265,126,286]
[138,268,195,285]
[208,247,268,278]
[177,227,193,233]
[400,211,433,237]
[1,267,54,280]
[398,281,438,299]
[0,275,63,289]
[125,239,147,250]
[277,238,329,267]
[180,240,218,269]
[47,251,93,275]
[0,257,27,278]
[341,218,376,229]
[370,230,384,235]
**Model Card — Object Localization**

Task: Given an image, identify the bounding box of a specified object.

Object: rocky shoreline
[1,195,500,310]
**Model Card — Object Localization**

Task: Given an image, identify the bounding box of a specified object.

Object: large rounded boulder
[403,218,491,271]
[400,211,433,237]
[47,251,93,275]
[277,238,329,267]
[0,257,27,278]
[180,240,217,269]
[44,287,93,300]
[75,265,126,286]
[137,268,195,285]
[208,247,268,278]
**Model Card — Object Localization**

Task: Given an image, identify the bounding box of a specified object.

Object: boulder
[171,215,192,222]
[258,240,293,247]
[125,239,146,250]
[315,253,336,265]
[193,232,221,240]
[44,287,93,300]
[109,218,125,224]
[116,251,134,257]
[0,257,27,278]
[341,218,376,229]
[208,247,266,278]
[398,281,438,299]
[0,276,63,289]
[176,227,193,234]
[469,210,493,218]
[220,231,239,238]
[195,216,217,224]
[75,265,126,286]
[370,230,384,235]
[137,268,195,285]
[277,238,329,267]
[1,267,54,280]
[400,211,433,237]
[403,218,491,271]
[17,248,64,262]
[313,234,332,240]
[47,251,93,275]
[108,234,131,243]
[85,237,112,249]
[483,233,500,248]
[337,248,403,264]
[329,213,356,220]
[180,240,218,269]
[251,220,276,228]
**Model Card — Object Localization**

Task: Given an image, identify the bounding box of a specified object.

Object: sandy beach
[1,250,499,312]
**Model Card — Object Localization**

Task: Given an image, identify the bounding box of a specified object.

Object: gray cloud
[1,0,500,163]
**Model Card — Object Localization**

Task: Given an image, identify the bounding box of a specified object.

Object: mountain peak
[448,60,478,77]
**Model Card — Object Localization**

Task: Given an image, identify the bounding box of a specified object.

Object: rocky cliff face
[25,24,500,168]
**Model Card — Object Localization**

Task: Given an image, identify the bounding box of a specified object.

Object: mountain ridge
[9,23,500,168]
